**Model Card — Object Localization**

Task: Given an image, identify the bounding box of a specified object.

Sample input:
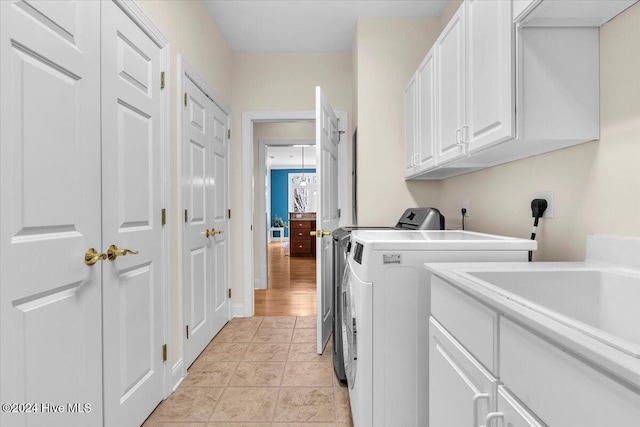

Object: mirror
[288,173,317,213]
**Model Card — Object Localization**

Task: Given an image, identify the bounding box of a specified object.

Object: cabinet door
[486,386,547,427]
[404,74,418,178]
[435,4,467,165]
[430,317,497,427]
[415,49,437,172]
[465,0,514,153]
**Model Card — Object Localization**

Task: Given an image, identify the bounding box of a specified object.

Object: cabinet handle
[414,153,421,166]
[455,128,463,146]
[472,393,490,427]
[485,412,504,427]
[462,125,469,144]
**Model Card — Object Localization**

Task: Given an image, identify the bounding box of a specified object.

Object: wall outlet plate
[533,191,554,219]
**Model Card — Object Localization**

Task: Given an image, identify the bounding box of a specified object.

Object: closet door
[0,2,103,427]
[100,1,165,425]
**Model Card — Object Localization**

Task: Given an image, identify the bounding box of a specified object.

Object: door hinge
[227,288,231,299]
[338,208,341,218]
[160,71,165,89]
[184,92,187,107]
[161,208,166,226]
[227,129,231,139]
[227,209,231,219]
[186,325,189,339]
[184,209,188,223]
[162,344,167,362]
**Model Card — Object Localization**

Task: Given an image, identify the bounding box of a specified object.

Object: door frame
[112,0,172,399]
[256,138,316,290]
[241,111,349,317]
[177,56,232,386]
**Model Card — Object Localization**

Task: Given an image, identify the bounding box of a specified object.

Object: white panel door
[208,100,231,335]
[465,0,515,153]
[436,4,466,165]
[183,76,214,368]
[0,1,103,427]
[101,2,165,425]
[315,86,340,354]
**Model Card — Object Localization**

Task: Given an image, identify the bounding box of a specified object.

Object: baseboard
[232,303,244,318]
[171,359,185,392]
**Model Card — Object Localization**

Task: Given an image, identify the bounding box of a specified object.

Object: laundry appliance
[342,230,537,427]
[332,208,444,382]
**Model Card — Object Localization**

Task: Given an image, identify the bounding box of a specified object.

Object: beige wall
[136,0,232,364]
[355,18,442,226]
[231,53,352,306]
[437,3,640,261]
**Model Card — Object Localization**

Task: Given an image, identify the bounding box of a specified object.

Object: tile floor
[143,316,353,427]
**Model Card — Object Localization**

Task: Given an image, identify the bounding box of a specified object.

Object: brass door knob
[311,230,332,237]
[210,228,224,235]
[203,229,213,238]
[85,248,107,266]
[107,244,139,261]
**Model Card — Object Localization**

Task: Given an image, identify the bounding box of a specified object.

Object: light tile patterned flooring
[143,316,353,426]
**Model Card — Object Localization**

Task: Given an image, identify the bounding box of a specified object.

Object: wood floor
[255,242,317,317]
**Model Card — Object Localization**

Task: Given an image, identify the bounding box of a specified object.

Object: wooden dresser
[289,214,316,257]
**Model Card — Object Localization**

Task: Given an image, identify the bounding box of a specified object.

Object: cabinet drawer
[291,230,311,239]
[431,276,497,375]
[290,221,311,230]
[488,386,546,427]
[290,240,311,254]
[500,317,640,427]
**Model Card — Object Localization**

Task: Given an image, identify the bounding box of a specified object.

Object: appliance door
[341,265,357,388]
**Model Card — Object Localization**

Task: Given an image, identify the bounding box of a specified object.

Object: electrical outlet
[462,198,469,217]
[533,191,554,219]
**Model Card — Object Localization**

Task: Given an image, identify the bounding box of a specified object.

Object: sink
[462,269,640,357]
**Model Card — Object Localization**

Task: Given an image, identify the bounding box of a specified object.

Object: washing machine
[342,230,537,427]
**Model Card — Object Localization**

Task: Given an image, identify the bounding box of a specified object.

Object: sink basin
[463,269,640,357]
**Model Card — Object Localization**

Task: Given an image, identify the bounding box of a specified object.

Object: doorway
[255,131,318,316]
[241,110,349,319]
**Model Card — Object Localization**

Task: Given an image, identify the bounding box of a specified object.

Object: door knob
[210,228,224,235]
[310,230,332,237]
[107,244,139,261]
[85,248,107,266]
[203,229,213,238]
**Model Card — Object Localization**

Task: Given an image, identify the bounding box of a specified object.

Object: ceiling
[267,145,317,168]
[203,0,449,52]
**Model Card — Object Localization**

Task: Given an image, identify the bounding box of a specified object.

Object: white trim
[232,304,245,318]
[242,111,348,317]
[336,111,349,227]
[113,0,172,400]
[178,56,233,383]
[171,359,185,392]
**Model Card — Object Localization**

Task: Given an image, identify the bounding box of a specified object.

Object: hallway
[143,316,352,425]
[255,242,317,316]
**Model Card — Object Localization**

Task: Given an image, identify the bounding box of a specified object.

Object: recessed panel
[322,148,330,221]
[214,241,227,311]
[117,33,151,95]
[213,116,225,144]
[14,45,79,235]
[118,264,153,401]
[16,284,85,406]
[118,101,152,230]
[331,152,338,219]
[214,153,226,220]
[190,248,207,331]
[17,0,77,44]
[190,141,206,223]
[189,98,205,132]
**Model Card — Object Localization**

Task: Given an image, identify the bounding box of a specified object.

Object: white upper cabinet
[416,48,437,172]
[464,0,515,154]
[435,5,466,165]
[404,74,418,178]
[405,0,635,180]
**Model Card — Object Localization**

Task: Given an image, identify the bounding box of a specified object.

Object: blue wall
[270,168,315,238]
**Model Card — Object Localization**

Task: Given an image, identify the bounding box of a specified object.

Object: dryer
[342,230,537,427]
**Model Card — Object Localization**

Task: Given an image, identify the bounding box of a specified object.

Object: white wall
[136,0,232,365]
[437,3,640,261]
[355,18,442,227]
[231,53,352,307]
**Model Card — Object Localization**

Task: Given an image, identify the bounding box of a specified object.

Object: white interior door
[101,1,165,425]
[315,86,340,354]
[183,75,230,368]
[208,99,231,335]
[0,2,103,426]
